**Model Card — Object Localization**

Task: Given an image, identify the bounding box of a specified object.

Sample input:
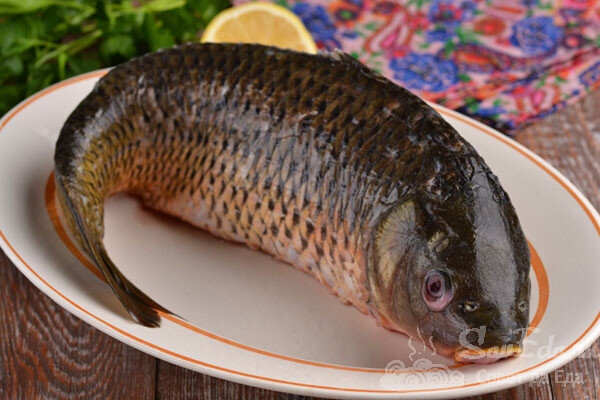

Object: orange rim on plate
[0,70,597,395]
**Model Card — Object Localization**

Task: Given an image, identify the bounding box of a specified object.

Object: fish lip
[454,345,523,364]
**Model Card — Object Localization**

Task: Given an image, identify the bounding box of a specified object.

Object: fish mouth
[454,345,523,364]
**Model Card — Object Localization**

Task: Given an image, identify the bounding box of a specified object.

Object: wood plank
[0,251,157,399]
[156,361,311,399]
[154,361,554,400]
[469,382,553,400]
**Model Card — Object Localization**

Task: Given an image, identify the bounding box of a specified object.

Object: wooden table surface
[1,90,600,399]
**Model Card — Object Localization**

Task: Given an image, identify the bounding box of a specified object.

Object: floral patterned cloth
[236,0,600,132]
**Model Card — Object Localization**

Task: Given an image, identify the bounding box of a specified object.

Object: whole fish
[54,43,530,363]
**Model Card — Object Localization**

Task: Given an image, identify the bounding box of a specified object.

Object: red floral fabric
[236,0,600,132]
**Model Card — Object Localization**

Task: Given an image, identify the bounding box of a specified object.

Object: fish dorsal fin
[320,49,390,83]
[319,49,365,67]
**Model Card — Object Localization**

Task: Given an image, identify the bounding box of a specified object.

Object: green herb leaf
[66,55,101,75]
[0,83,25,112]
[0,0,93,14]
[99,34,136,64]
[25,62,54,95]
[35,29,102,67]
[0,0,232,117]
[144,14,175,51]
[1,55,24,76]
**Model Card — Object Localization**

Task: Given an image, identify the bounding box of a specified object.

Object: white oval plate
[1,71,599,399]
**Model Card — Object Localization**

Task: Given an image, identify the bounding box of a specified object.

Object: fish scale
[54,43,530,362]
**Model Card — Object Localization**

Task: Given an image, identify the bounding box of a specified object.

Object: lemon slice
[201,2,318,54]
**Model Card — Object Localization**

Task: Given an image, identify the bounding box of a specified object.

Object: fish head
[370,168,531,363]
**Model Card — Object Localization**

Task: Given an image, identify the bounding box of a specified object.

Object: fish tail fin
[89,241,169,327]
[55,174,168,327]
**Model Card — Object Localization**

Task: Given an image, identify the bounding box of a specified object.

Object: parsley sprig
[0,0,230,117]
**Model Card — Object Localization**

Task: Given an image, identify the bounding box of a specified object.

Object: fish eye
[460,300,479,313]
[422,270,453,312]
